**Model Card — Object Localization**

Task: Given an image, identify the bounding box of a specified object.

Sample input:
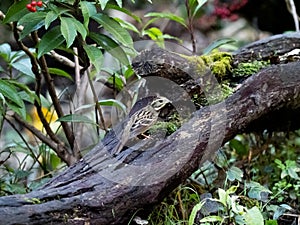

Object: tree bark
[0,33,300,225]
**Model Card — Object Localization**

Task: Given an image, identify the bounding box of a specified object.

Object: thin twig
[10,113,74,166]
[31,32,79,156]
[73,0,81,8]
[86,69,108,132]
[73,47,84,147]
[286,0,300,31]
[50,50,82,69]
[12,24,62,146]
[185,0,196,53]
[74,48,81,96]
[4,115,45,171]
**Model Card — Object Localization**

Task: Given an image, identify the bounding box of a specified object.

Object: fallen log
[0,33,300,225]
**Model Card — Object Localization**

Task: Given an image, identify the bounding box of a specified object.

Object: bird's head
[150,96,171,111]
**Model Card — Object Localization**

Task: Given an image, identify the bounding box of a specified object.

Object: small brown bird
[111,96,170,155]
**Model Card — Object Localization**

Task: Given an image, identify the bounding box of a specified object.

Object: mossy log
[0,33,300,225]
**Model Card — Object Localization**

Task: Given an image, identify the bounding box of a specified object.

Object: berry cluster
[26,1,43,12]
[213,0,248,21]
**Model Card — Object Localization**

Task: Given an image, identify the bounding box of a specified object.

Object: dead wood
[0,33,300,225]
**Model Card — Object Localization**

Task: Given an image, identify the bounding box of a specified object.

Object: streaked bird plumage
[111,96,170,155]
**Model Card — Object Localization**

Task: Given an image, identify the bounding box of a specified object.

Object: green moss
[180,54,207,74]
[148,113,182,136]
[179,50,233,79]
[201,51,233,78]
[24,197,42,204]
[149,121,180,136]
[232,60,270,77]
[221,82,234,99]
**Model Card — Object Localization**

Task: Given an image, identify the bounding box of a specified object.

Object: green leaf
[287,167,300,179]
[60,17,88,46]
[83,44,103,73]
[0,79,26,118]
[3,0,28,23]
[49,152,61,170]
[7,80,37,97]
[45,11,59,30]
[106,4,141,22]
[6,100,26,119]
[218,188,227,206]
[11,57,35,78]
[98,99,126,113]
[189,0,196,5]
[197,0,207,6]
[0,43,12,62]
[200,215,223,223]
[38,26,65,58]
[192,0,207,17]
[188,201,205,225]
[203,38,236,54]
[18,90,37,104]
[275,159,285,170]
[114,18,140,34]
[91,14,133,48]
[214,150,228,168]
[80,1,97,28]
[106,72,124,90]
[98,0,109,10]
[246,181,272,200]
[143,27,165,47]
[226,166,243,182]
[274,204,293,220]
[10,50,26,63]
[48,68,73,80]
[18,12,47,39]
[75,103,95,111]
[229,139,248,156]
[161,34,183,43]
[114,0,122,7]
[244,206,264,225]
[144,12,187,28]
[89,32,130,65]
[72,19,87,40]
[56,114,97,125]
[0,79,23,108]
[143,27,163,39]
[0,105,4,130]
[227,185,238,194]
[266,220,278,225]
[60,17,77,48]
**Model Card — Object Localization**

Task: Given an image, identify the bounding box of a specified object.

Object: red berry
[37,1,43,7]
[31,1,37,6]
[29,6,37,12]
[26,3,33,10]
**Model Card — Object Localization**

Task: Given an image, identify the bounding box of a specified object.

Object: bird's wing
[129,106,158,138]
[110,118,133,155]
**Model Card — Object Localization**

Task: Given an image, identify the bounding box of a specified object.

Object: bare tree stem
[286,0,299,31]
[86,70,108,132]
[185,0,196,53]
[10,113,75,165]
